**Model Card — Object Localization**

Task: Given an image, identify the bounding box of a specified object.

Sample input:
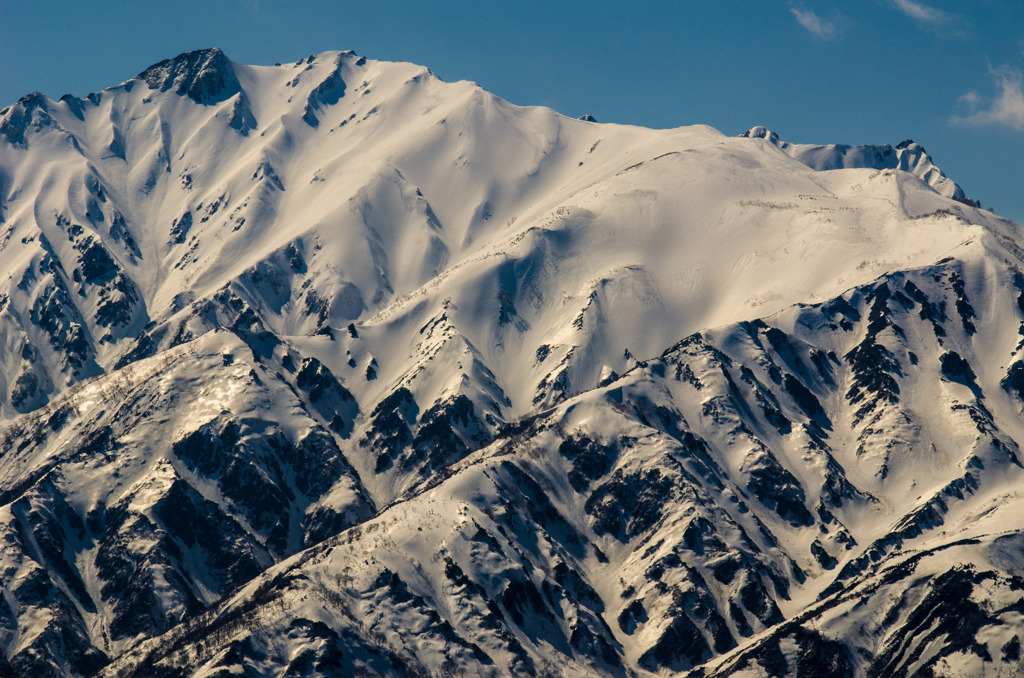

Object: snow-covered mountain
[1,47,1023,677]
[740,125,974,205]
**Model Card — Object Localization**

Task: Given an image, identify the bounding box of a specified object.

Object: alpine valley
[3,48,1024,677]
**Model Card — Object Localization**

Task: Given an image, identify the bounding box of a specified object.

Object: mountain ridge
[1,48,1023,677]
[740,124,974,205]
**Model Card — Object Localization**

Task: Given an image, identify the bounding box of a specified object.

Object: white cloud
[958,91,979,107]
[953,68,1024,130]
[890,0,950,26]
[790,8,837,40]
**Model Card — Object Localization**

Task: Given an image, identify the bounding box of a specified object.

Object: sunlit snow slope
[2,48,1024,677]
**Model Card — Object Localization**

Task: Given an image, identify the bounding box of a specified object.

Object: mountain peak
[741,126,969,204]
[0,91,53,145]
[739,125,779,143]
[136,47,239,104]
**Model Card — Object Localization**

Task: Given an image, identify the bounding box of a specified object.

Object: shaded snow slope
[1,48,1023,677]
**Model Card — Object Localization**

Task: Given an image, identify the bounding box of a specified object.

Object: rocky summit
[1,48,1023,677]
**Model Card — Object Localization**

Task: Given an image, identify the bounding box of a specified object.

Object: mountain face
[1,47,1024,677]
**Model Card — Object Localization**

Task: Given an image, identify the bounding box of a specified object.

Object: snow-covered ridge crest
[741,125,973,204]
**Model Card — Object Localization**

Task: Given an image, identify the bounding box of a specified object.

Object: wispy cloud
[790,8,837,40]
[890,0,950,26]
[953,67,1024,130]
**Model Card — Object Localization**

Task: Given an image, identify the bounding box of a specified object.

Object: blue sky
[2,0,1023,222]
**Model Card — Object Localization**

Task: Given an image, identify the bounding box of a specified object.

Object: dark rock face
[75,236,118,285]
[866,567,1014,677]
[638,603,712,671]
[169,212,192,244]
[409,393,488,474]
[940,350,976,386]
[744,451,814,527]
[295,356,358,436]
[359,388,491,477]
[360,387,417,472]
[172,415,359,555]
[302,55,347,127]
[586,467,674,541]
[94,274,141,329]
[3,481,109,676]
[26,254,96,379]
[9,369,42,411]
[782,373,825,421]
[844,283,902,423]
[1001,360,1024,400]
[729,627,853,678]
[137,48,240,104]
[0,92,53,145]
[559,435,616,491]
[98,495,204,641]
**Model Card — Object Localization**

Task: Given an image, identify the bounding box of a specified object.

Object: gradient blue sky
[2,1,1023,222]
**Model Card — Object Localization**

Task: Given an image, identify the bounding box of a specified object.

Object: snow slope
[1,48,1023,676]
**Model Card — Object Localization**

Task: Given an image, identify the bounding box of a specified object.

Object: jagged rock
[137,48,240,104]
